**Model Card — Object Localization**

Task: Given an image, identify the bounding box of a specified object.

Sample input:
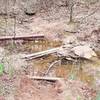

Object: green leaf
[0,63,4,75]
[77,96,81,100]
[96,93,100,100]
[69,74,76,80]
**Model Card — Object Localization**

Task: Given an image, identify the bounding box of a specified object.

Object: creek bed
[1,39,100,92]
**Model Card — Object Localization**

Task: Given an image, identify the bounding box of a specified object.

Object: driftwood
[27,75,62,81]
[24,47,62,60]
[0,34,44,41]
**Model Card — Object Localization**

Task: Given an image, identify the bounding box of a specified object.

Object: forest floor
[0,1,100,100]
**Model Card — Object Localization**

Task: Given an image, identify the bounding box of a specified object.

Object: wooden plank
[27,75,62,81]
[0,34,44,41]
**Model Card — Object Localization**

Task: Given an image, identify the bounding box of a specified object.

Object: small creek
[19,39,100,88]
[2,38,100,91]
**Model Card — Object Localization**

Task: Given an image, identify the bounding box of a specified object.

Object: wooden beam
[0,34,44,41]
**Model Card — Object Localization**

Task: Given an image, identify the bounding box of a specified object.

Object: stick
[27,75,62,81]
[23,47,61,59]
[65,30,77,33]
[0,34,44,41]
[44,60,60,75]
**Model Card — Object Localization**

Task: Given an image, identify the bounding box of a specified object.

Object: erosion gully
[2,38,100,91]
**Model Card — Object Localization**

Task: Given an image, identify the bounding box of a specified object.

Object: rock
[24,0,39,15]
[72,45,97,59]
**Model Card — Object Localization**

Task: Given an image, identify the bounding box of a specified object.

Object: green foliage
[77,96,81,100]
[96,93,100,100]
[68,74,76,80]
[0,63,4,75]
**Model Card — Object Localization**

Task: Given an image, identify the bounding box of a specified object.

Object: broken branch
[27,75,62,81]
[23,47,61,60]
[0,34,44,41]
[44,60,61,75]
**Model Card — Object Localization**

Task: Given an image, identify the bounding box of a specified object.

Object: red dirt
[14,76,96,100]
[14,76,63,100]
[0,96,5,100]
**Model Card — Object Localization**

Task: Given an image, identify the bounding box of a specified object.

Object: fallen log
[27,75,62,81]
[0,34,44,41]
